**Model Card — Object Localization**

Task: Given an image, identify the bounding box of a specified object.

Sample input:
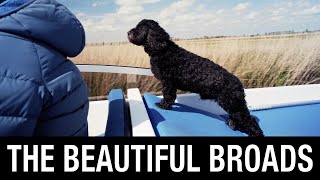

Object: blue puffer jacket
[0,0,89,136]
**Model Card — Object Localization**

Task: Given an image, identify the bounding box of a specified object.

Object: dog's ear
[145,23,170,52]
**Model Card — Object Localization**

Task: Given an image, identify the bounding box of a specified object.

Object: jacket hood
[0,0,85,57]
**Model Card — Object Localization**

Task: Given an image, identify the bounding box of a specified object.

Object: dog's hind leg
[227,112,264,137]
[217,91,264,137]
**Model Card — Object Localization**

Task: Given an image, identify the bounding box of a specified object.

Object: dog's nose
[127,31,133,42]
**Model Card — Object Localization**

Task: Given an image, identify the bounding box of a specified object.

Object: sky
[57,0,320,43]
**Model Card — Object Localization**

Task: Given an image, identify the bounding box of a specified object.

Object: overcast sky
[58,0,320,43]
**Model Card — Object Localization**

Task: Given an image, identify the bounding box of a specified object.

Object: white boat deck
[88,100,109,136]
[128,88,156,137]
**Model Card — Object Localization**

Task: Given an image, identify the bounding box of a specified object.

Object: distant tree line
[86,29,320,45]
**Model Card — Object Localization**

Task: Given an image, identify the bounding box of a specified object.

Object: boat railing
[77,64,153,76]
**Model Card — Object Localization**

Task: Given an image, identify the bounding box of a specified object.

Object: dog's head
[128,19,170,52]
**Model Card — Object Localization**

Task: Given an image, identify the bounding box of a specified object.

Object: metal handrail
[76,64,154,76]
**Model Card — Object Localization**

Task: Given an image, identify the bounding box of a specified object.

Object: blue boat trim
[251,103,320,136]
[105,89,130,137]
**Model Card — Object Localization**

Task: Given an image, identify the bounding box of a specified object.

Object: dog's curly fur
[128,19,264,137]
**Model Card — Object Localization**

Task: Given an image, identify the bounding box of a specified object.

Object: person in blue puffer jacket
[0,0,89,136]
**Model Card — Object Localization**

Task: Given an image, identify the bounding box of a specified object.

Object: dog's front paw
[155,102,172,110]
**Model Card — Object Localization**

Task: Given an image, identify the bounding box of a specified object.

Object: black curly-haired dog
[128,19,264,137]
